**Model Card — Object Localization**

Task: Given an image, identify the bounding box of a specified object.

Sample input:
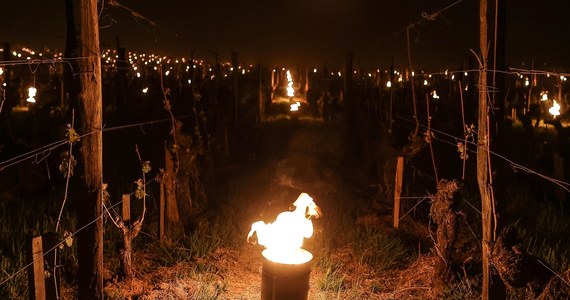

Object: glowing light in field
[26,87,37,103]
[524,78,530,87]
[286,70,295,97]
[248,193,321,264]
[423,79,428,86]
[386,81,392,88]
[290,102,300,112]
[541,91,548,101]
[313,68,317,73]
[142,87,149,94]
[431,90,439,99]
[549,100,560,117]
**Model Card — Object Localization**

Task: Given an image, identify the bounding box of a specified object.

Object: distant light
[541,91,548,101]
[165,70,170,76]
[27,87,37,103]
[368,73,372,77]
[153,66,157,70]
[337,71,341,77]
[230,67,234,71]
[431,90,439,99]
[524,78,530,87]
[411,71,415,77]
[549,100,561,117]
[423,79,428,86]
[0,67,3,75]
[136,72,141,78]
[142,87,149,94]
[451,74,455,80]
[188,79,192,84]
[286,70,295,97]
[290,102,300,112]
[386,81,392,88]
[242,69,246,75]
[445,70,448,76]
[313,68,317,73]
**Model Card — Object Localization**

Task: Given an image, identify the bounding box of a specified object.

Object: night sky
[1,0,569,69]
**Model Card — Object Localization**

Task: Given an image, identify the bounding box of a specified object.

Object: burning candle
[248,193,321,299]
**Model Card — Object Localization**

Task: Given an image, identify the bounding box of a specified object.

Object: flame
[286,70,295,97]
[549,100,561,117]
[248,193,321,264]
[290,101,301,112]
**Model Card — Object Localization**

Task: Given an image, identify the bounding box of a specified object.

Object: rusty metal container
[261,249,312,300]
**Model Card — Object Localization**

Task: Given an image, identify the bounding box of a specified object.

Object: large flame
[248,193,321,264]
[549,100,561,117]
[286,70,295,97]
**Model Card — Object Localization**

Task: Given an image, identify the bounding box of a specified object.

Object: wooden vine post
[28,236,46,300]
[393,156,405,228]
[160,144,180,241]
[67,0,104,298]
[478,0,494,298]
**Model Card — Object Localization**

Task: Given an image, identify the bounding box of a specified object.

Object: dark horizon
[1,0,569,69]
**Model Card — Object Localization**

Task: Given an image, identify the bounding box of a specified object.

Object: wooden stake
[122,194,130,224]
[67,0,104,297]
[28,236,46,300]
[393,156,405,229]
[478,1,494,298]
[164,144,180,239]
[159,182,165,241]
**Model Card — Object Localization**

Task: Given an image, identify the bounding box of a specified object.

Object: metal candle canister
[261,248,313,300]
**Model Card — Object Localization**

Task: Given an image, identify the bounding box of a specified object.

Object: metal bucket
[261,249,312,300]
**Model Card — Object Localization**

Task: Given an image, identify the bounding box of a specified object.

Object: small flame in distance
[549,100,561,117]
[248,193,321,264]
